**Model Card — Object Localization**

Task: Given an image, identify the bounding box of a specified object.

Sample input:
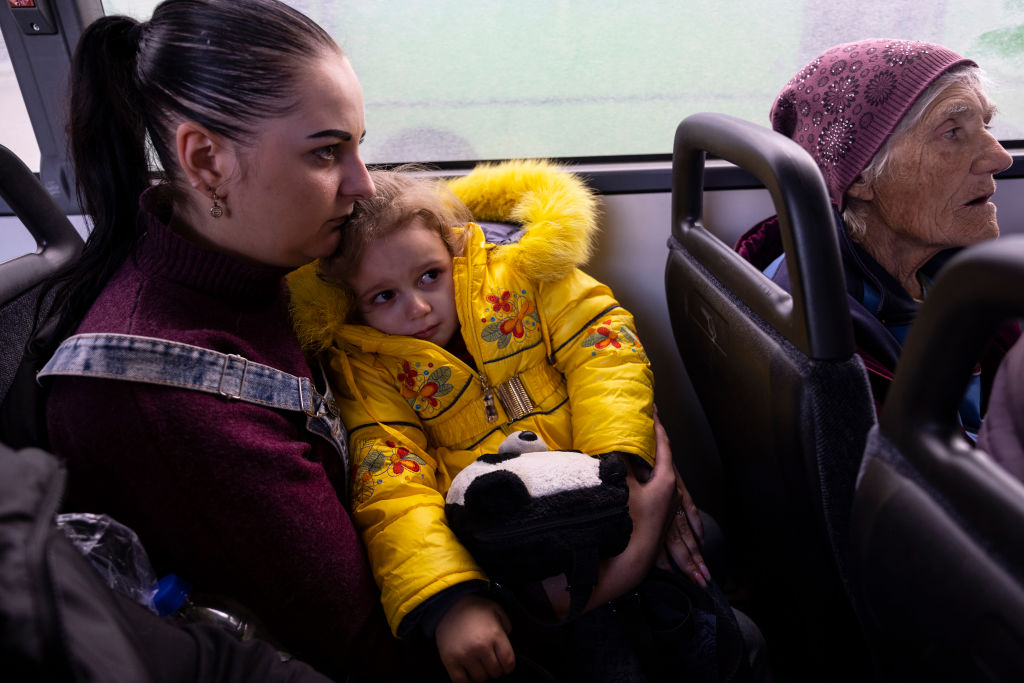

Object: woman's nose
[976,132,1013,175]
[342,155,375,201]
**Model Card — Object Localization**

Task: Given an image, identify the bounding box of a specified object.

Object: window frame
[0,0,101,217]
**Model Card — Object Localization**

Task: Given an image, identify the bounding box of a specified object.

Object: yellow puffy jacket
[287,160,654,634]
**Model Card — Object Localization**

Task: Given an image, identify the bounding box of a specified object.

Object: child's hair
[318,166,472,292]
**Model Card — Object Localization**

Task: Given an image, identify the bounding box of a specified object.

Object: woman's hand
[660,463,712,587]
[622,410,679,554]
[434,594,515,682]
[542,412,678,614]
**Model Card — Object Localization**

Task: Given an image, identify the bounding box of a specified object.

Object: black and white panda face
[445,431,624,519]
[443,431,632,584]
[446,444,604,508]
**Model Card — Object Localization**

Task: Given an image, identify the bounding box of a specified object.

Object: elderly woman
[737,38,1016,430]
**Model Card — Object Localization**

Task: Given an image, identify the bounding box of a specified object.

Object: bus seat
[852,236,1024,682]
[665,112,875,678]
[0,144,83,445]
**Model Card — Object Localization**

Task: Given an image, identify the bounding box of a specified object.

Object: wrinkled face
[222,52,375,268]
[350,219,459,347]
[864,82,1012,251]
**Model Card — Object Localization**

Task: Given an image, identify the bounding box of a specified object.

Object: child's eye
[371,290,395,304]
[420,268,441,286]
[314,144,339,161]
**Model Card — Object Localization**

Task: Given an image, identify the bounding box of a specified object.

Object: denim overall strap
[39,333,350,493]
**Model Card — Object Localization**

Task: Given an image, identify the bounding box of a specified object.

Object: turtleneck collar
[135,186,292,302]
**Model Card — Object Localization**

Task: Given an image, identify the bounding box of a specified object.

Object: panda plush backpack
[444,431,633,617]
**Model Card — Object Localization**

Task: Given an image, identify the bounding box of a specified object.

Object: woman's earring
[209,188,224,219]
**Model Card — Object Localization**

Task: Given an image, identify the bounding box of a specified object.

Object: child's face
[349,219,459,347]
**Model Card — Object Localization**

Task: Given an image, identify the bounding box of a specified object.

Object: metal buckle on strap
[302,379,317,417]
[218,354,248,399]
[493,375,535,422]
[303,378,340,419]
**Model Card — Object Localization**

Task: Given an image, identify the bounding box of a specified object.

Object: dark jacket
[735,209,1015,428]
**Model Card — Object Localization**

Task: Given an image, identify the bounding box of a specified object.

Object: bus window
[334,2,1024,164]
[99,1,1024,166]
[0,28,39,172]
[315,0,1024,164]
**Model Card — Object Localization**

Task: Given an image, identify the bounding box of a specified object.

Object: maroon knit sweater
[46,208,385,677]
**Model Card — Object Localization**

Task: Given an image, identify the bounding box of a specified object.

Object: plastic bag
[56,512,158,612]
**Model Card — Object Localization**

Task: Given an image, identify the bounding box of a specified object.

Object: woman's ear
[176,121,237,196]
[846,175,874,202]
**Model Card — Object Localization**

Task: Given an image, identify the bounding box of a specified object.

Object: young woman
[40,0,380,677]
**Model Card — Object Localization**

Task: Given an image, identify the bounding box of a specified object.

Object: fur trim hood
[288,159,600,355]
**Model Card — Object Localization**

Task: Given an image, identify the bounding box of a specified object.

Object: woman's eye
[314,144,338,161]
[943,127,961,140]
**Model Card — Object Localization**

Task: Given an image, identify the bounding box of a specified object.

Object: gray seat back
[665,112,875,679]
[0,144,83,434]
[852,235,1024,681]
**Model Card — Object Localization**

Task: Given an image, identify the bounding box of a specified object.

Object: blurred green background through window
[69,1,1024,167]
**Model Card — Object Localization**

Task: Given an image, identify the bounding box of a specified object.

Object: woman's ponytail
[69,16,150,233]
[37,17,151,353]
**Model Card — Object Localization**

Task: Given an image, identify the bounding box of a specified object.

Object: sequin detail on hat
[817,117,855,167]
[884,40,929,67]
[796,58,822,84]
[823,75,859,114]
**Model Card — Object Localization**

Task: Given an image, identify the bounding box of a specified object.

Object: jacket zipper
[463,234,499,422]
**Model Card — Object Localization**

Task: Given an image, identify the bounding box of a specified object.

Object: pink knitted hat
[770,39,975,210]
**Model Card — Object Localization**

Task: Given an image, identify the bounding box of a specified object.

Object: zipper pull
[480,375,498,422]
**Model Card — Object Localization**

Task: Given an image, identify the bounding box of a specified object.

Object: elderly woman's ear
[846,177,874,202]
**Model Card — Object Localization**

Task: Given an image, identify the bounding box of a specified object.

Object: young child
[287,160,696,680]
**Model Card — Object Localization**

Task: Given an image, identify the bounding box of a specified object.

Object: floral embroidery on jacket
[486,291,513,312]
[480,289,540,349]
[394,360,454,413]
[581,320,647,359]
[353,438,428,503]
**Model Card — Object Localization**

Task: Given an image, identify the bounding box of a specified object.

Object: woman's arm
[541,412,677,616]
[539,271,708,584]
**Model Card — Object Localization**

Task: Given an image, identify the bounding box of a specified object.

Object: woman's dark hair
[35,0,338,355]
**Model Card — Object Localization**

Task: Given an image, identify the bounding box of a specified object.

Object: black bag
[0,441,334,683]
[444,430,633,617]
[1,442,158,681]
